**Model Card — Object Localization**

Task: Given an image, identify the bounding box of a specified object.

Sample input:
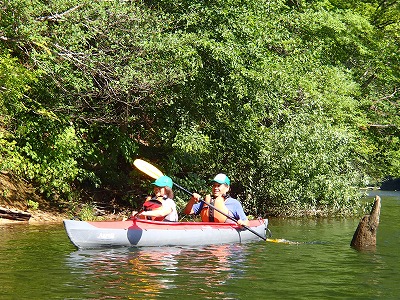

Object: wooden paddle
[133,159,294,243]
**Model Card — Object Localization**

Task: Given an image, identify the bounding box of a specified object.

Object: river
[0,190,399,299]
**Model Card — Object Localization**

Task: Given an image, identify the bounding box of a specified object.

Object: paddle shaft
[173,182,267,241]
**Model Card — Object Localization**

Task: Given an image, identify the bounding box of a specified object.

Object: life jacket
[200,195,229,223]
[138,196,165,221]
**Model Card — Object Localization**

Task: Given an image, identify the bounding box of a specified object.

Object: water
[0,191,399,299]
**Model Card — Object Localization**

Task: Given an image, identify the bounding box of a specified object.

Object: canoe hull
[63,218,268,249]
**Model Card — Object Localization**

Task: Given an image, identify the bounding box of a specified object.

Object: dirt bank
[0,172,132,224]
[0,172,68,224]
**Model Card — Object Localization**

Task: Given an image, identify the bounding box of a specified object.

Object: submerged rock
[350,195,381,250]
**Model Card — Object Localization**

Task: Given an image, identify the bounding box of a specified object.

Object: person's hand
[192,193,201,202]
[236,219,250,227]
[237,220,244,226]
[129,211,139,220]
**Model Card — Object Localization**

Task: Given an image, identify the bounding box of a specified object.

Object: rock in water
[350,195,381,250]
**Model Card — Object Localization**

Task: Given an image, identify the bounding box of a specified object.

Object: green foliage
[77,202,97,221]
[0,53,37,173]
[76,125,139,188]
[256,120,363,214]
[0,0,398,216]
[26,199,39,210]
[15,119,80,199]
[0,129,24,172]
[0,53,38,117]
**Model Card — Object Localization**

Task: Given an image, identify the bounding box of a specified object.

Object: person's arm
[139,205,172,218]
[230,199,250,226]
[183,193,201,215]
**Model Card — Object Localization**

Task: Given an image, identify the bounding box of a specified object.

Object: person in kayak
[135,175,178,222]
[183,173,249,226]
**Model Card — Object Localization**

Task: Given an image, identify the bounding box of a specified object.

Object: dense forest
[1,0,399,218]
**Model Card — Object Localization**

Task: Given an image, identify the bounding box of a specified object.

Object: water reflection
[67,243,249,299]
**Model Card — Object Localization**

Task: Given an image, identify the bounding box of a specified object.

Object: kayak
[63,218,268,249]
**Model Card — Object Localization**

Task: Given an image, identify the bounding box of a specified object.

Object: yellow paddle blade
[266,238,301,245]
[133,159,164,179]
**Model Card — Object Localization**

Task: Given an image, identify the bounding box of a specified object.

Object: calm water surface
[1,190,399,299]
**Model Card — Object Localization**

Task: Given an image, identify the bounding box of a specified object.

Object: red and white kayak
[63,218,268,249]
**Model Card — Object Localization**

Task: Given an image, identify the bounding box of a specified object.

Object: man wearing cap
[136,175,178,222]
[183,174,249,226]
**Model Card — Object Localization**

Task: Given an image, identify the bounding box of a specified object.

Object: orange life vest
[137,196,165,221]
[200,195,229,223]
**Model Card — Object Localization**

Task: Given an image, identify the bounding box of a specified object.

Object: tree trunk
[350,195,381,250]
[0,206,31,221]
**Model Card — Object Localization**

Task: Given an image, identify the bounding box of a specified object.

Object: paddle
[134,159,275,241]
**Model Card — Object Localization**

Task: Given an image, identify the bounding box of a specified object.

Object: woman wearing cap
[183,174,249,226]
[136,175,178,222]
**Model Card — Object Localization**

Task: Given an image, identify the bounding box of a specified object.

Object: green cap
[212,173,230,185]
[152,175,173,188]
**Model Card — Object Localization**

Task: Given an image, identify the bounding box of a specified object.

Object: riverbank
[0,208,66,224]
[0,172,65,224]
[0,172,127,224]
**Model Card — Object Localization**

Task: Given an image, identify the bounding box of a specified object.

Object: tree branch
[36,4,84,22]
[368,124,396,128]
[379,87,397,101]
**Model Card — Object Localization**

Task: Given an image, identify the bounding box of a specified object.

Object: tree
[0,0,398,216]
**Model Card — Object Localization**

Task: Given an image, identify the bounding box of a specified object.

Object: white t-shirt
[163,198,178,221]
